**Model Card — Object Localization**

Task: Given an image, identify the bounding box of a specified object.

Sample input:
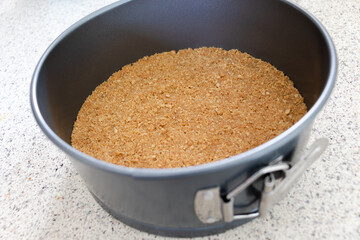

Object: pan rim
[30,0,337,178]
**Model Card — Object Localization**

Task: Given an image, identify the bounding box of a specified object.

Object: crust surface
[71,47,307,168]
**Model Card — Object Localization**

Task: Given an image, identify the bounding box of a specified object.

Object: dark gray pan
[31,0,336,237]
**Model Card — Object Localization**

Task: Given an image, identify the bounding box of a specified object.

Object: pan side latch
[194,138,328,224]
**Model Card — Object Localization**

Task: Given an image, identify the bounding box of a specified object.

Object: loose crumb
[71,47,307,168]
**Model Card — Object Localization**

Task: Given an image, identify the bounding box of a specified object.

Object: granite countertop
[1,0,359,239]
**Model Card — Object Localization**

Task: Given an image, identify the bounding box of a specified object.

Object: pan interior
[35,0,331,144]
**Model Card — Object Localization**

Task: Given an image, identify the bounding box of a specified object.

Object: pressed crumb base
[71,47,307,168]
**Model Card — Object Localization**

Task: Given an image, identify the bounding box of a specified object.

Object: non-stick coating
[35,0,332,144]
[31,0,336,237]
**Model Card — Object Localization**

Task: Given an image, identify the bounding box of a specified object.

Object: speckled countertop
[0,0,359,239]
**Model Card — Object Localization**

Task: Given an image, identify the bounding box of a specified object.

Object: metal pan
[30,0,336,237]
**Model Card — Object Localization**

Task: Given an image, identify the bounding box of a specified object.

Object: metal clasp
[194,138,328,224]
